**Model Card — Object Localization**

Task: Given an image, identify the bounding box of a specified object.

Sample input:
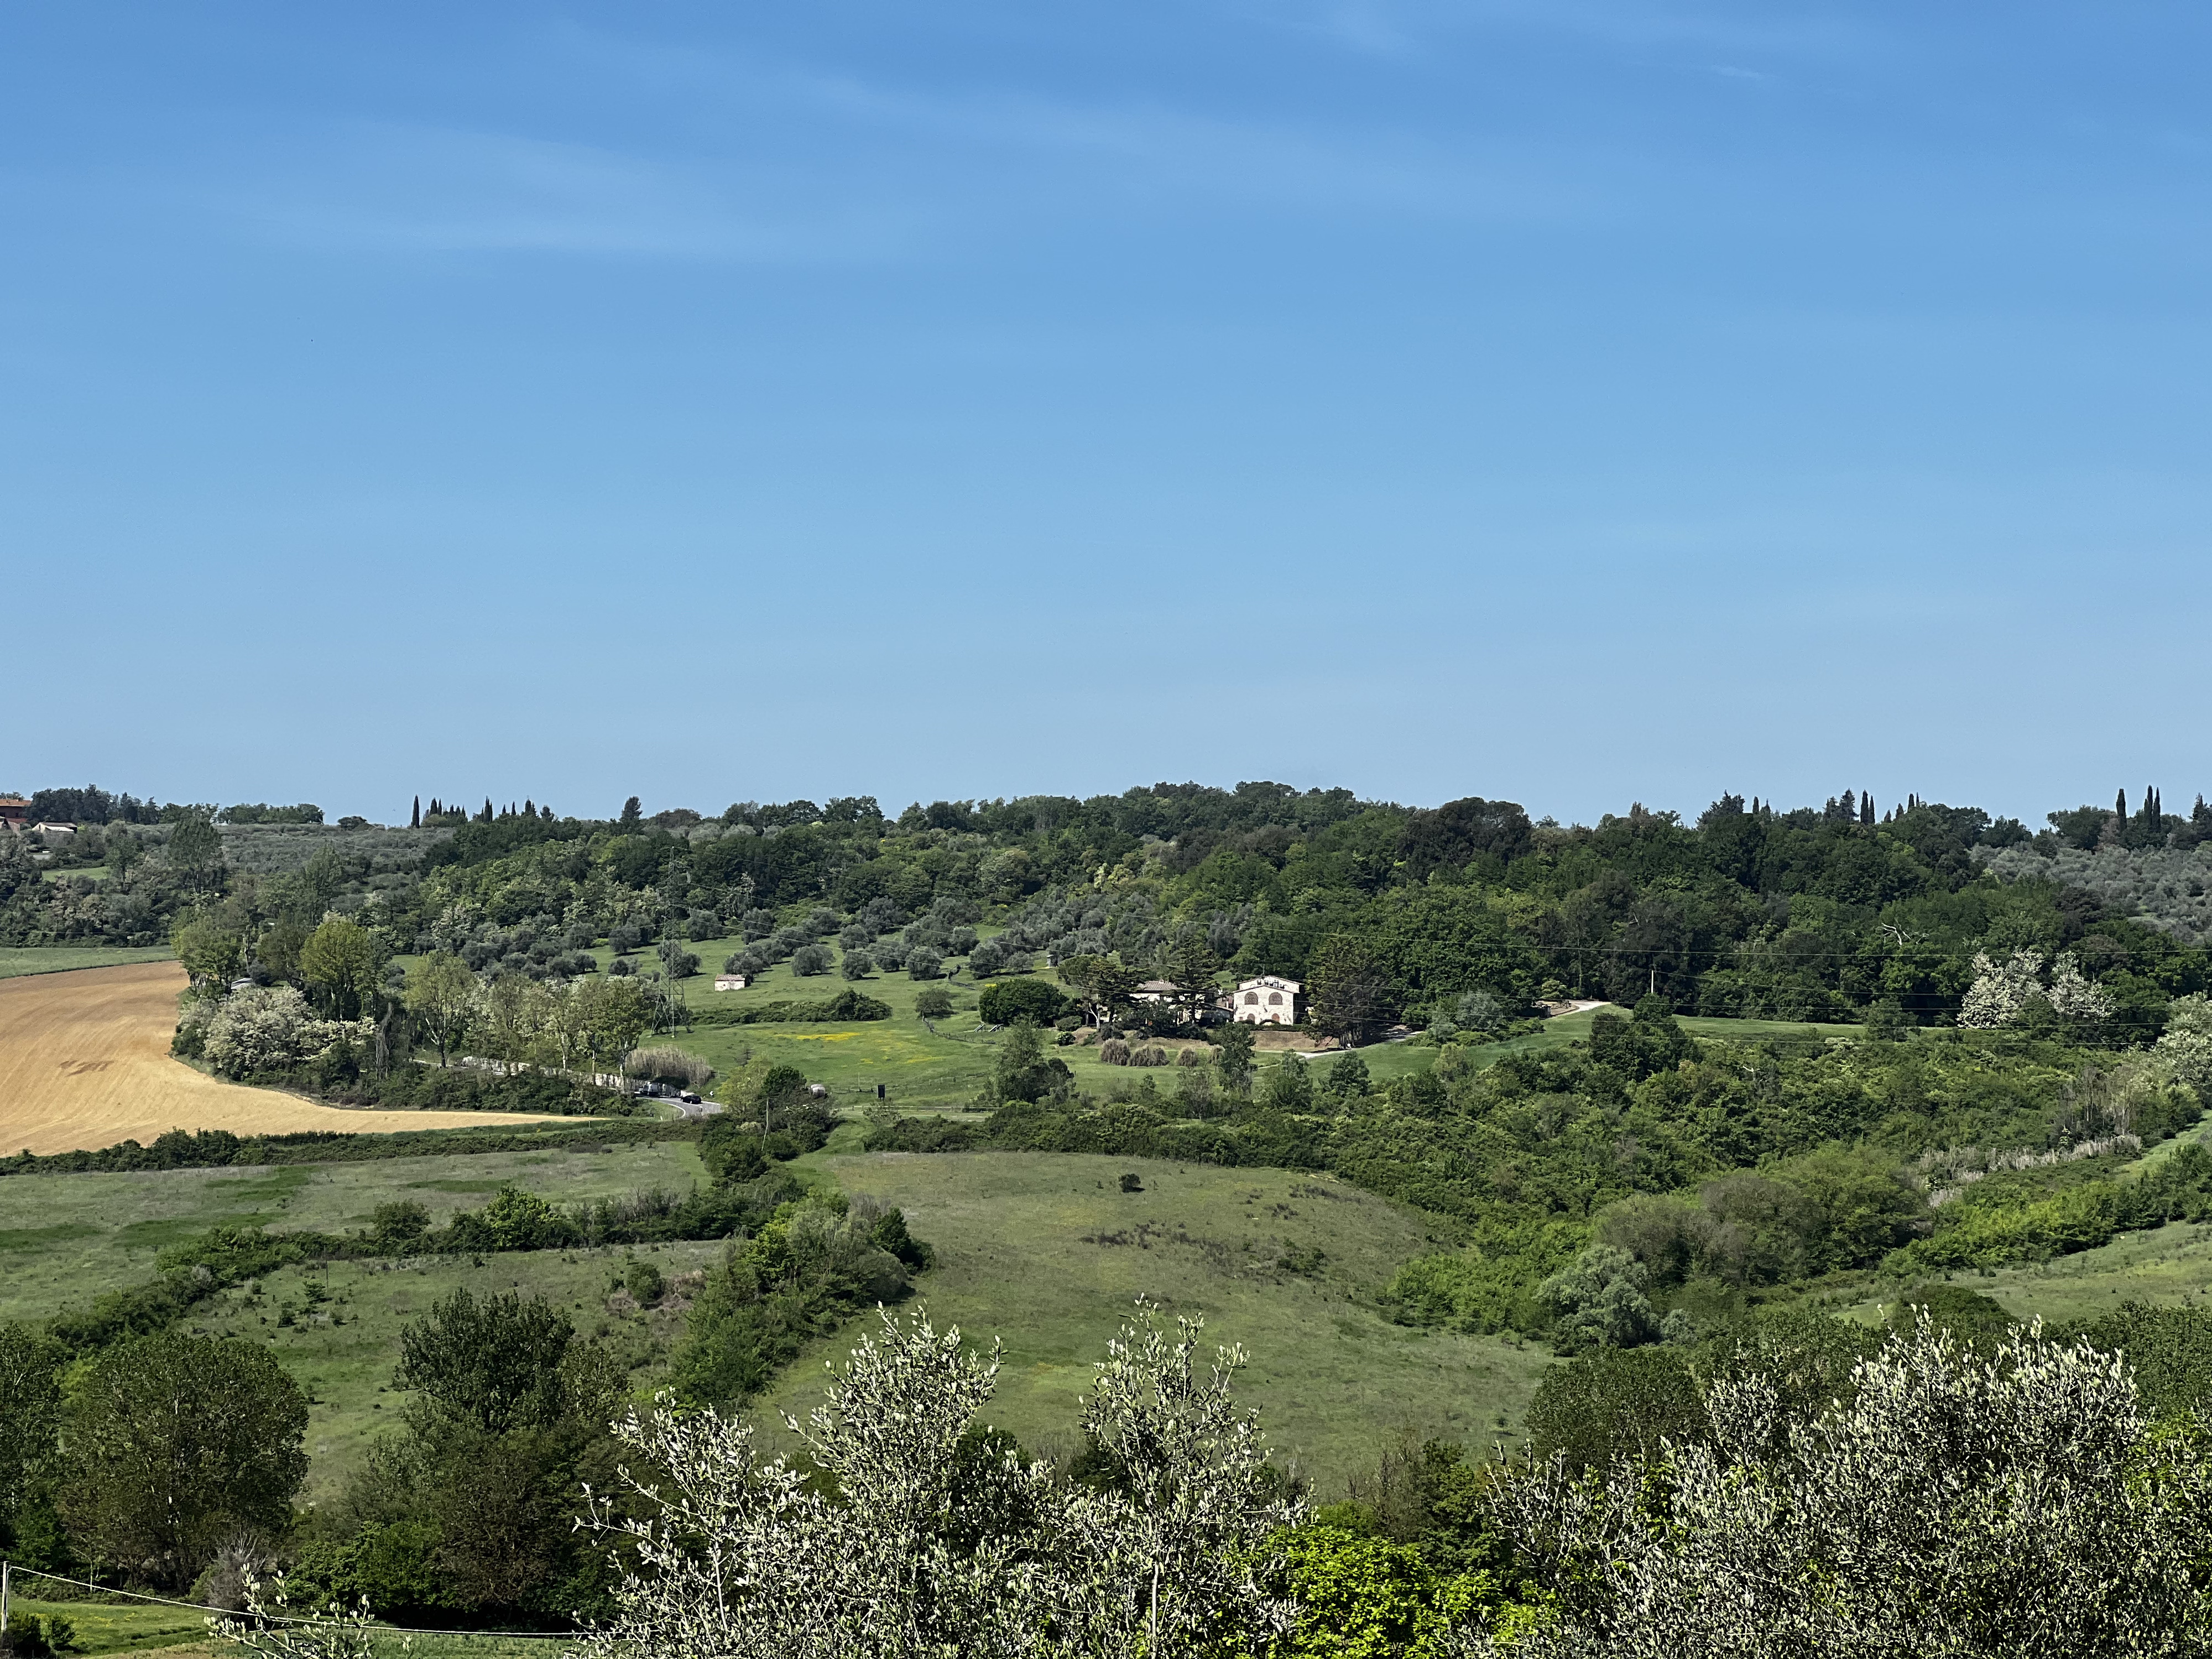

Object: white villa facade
[1231,974,1302,1025]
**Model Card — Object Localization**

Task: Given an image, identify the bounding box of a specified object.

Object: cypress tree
[481,797,494,823]
[410,795,421,829]
[1861,792,1875,825]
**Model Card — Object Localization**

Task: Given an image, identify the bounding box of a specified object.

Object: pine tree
[411,795,421,830]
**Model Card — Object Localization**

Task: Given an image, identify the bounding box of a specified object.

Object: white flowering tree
[2046,951,2117,1023]
[2156,993,2212,1099]
[1477,1316,2212,1657]
[200,985,367,1078]
[570,1303,1299,1659]
[1957,948,2046,1029]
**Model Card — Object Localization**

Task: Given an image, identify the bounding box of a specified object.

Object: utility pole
[3,1557,13,1656]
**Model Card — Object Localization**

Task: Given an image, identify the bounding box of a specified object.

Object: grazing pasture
[0,964,564,1155]
[0,945,173,979]
[0,1139,710,1323]
[750,1150,1549,1493]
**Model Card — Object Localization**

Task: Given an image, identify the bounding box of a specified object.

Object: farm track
[0,963,561,1155]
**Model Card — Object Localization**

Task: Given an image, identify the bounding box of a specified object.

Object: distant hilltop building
[0,799,28,831]
[1231,974,1303,1026]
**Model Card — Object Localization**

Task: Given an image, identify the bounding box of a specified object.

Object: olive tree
[1479,1315,2212,1657]
[571,1305,1298,1659]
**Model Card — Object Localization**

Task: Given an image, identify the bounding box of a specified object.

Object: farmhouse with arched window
[1232,974,1302,1026]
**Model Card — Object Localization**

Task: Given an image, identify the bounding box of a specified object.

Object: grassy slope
[5,1131,1541,1504]
[0,1140,716,1504]
[1827,1218,2212,1329]
[8,1597,562,1659]
[0,1141,709,1324]
[0,945,173,978]
[748,1150,1550,1495]
[191,1235,729,1504]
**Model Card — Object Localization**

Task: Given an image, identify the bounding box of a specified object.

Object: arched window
[1244,991,1259,1004]
[1267,992,1283,1005]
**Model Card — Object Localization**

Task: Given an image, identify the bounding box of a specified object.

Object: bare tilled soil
[0,962,555,1155]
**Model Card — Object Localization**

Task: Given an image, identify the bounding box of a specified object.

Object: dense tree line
[15,780,2212,1039]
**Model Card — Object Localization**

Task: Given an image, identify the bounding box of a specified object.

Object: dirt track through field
[0,962,563,1156]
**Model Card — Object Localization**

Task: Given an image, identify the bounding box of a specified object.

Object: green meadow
[3,1590,567,1659]
[752,1150,1549,1492]
[1830,1218,2212,1329]
[189,1235,729,1504]
[0,1142,708,1326]
[0,944,171,978]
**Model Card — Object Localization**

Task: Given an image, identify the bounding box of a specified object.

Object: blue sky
[4,2,2209,826]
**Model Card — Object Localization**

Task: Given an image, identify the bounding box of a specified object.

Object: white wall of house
[1233,975,1301,1025]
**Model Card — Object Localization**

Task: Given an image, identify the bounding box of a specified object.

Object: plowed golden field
[0,962,559,1155]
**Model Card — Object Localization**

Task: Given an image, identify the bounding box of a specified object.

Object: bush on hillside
[977,977,1073,1027]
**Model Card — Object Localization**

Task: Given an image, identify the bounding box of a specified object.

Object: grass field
[0,1139,718,1503]
[7,1593,212,1654]
[0,1132,1541,1504]
[1827,1218,2212,1329]
[0,965,568,1155]
[194,1234,731,1503]
[4,1593,565,1659]
[0,944,170,978]
[749,1150,1549,1495]
[659,970,1863,1117]
[0,1140,710,1324]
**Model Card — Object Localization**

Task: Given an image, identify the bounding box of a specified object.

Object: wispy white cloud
[202,123,917,260]
[1229,0,1867,61]
[176,2,1851,266]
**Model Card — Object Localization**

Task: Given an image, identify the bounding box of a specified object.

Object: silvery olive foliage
[571,1303,1300,1659]
[209,1577,388,1659]
[1480,1315,2212,1658]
